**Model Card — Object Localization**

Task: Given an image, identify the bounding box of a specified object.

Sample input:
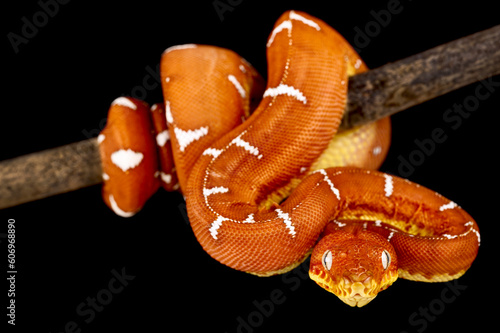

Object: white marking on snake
[111,149,144,172]
[442,234,458,239]
[102,173,110,181]
[239,64,246,73]
[165,101,174,124]
[372,146,382,155]
[228,75,246,98]
[203,186,229,197]
[263,84,307,104]
[387,231,395,242]
[439,201,457,211]
[465,221,481,245]
[160,172,172,184]
[97,134,105,144]
[289,11,321,30]
[472,228,481,245]
[276,209,296,237]
[267,20,292,47]
[334,220,347,227]
[231,135,262,158]
[384,174,394,197]
[209,216,229,240]
[203,148,223,158]
[164,44,197,54]
[314,169,340,200]
[109,194,135,218]
[111,97,137,110]
[243,214,255,223]
[174,126,209,152]
[156,130,170,147]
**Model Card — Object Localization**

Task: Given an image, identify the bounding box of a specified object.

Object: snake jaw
[310,261,398,307]
[337,275,389,307]
[309,267,378,307]
[309,227,399,307]
[338,281,377,307]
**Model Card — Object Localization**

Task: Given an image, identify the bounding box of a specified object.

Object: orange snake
[98,10,480,307]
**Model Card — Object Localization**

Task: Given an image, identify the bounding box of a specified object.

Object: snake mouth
[312,278,377,307]
[309,271,374,306]
[338,293,377,307]
[309,268,384,307]
[337,280,377,307]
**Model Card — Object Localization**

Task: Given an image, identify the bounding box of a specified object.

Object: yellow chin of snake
[309,269,399,307]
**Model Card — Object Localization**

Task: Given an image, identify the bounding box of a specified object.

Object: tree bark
[1,25,499,209]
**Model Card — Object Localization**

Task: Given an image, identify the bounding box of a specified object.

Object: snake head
[309,227,398,307]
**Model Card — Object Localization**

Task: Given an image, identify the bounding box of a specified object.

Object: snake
[97,10,480,307]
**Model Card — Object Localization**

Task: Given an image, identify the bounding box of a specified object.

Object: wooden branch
[0,138,102,209]
[341,24,500,129]
[1,25,499,209]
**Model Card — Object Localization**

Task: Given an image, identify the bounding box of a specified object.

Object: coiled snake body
[98,11,480,307]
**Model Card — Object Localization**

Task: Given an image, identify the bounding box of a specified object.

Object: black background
[2,0,499,332]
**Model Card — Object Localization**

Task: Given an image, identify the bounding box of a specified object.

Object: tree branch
[341,24,500,129]
[1,25,499,209]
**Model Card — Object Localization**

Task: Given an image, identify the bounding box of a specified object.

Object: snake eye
[381,250,391,270]
[322,250,333,271]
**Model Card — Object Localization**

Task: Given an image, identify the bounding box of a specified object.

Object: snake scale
[97,10,480,307]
